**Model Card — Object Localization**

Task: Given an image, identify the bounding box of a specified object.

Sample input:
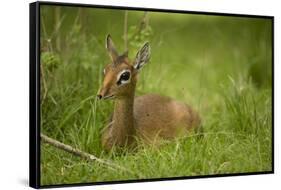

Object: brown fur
[98,35,201,151]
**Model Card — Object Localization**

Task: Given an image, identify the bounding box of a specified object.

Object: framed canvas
[29,1,274,188]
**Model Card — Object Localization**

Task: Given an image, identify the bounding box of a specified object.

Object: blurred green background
[40,5,272,186]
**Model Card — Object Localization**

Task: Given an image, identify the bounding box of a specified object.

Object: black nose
[97,94,102,99]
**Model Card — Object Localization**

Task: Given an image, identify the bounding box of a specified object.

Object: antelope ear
[134,42,150,70]
[106,34,118,61]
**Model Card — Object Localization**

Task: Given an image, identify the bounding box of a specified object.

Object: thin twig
[40,133,140,177]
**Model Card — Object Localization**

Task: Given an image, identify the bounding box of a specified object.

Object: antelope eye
[117,71,131,85]
[120,72,130,81]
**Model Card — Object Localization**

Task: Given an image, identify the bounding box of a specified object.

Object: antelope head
[97,35,150,100]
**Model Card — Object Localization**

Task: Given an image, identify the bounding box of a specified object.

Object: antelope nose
[97,94,102,99]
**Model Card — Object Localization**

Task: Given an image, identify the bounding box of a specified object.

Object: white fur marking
[117,69,131,85]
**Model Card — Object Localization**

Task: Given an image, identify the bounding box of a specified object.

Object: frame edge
[29,1,40,189]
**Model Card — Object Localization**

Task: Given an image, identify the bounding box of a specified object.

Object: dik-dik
[97,35,201,151]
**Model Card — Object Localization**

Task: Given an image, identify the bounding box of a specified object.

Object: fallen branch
[40,133,140,177]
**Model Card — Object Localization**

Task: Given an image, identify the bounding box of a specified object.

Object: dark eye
[117,71,131,85]
[120,72,130,81]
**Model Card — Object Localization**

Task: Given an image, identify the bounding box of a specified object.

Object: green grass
[40,6,272,186]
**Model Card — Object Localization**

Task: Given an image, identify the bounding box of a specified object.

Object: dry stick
[40,133,140,177]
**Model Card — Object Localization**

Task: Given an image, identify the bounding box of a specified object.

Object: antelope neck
[111,93,136,144]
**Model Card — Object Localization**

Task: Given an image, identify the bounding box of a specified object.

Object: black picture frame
[30,1,274,189]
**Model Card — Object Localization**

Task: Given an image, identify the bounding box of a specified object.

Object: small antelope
[97,35,201,151]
